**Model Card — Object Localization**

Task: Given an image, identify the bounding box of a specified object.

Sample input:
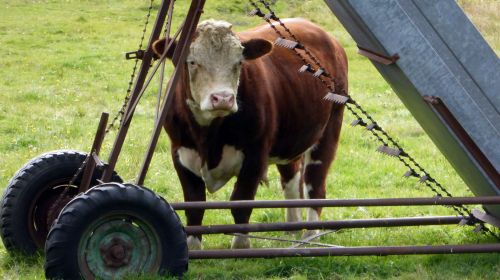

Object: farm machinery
[0,0,499,279]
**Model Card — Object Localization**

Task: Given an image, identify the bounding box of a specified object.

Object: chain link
[105,0,156,134]
[250,0,498,239]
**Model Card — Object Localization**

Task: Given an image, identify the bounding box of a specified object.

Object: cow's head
[152,19,272,125]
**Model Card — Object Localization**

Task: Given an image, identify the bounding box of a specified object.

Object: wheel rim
[78,213,162,279]
[29,178,79,249]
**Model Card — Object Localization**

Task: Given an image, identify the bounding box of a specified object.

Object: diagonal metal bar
[101,0,172,182]
[289,230,339,248]
[122,21,185,125]
[137,0,206,185]
[156,0,176,120]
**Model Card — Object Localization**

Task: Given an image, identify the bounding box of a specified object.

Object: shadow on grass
[188,252,500,280]
[0,250,44,273]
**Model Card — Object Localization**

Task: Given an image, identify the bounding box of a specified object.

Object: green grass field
[1,0,499,279]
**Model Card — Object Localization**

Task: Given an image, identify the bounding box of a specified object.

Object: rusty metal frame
[171,196,500,210]
[94,0,206,184]
[185,216,464,235]
[189,243,500,259]
[424,96,500,189]
[75,0,500,262]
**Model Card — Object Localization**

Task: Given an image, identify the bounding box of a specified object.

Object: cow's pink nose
[210,92,235,110]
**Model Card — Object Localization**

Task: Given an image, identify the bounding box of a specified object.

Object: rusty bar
[101,0,172,182]
[171,196,500,210]
[136,0,206,185]
[185,216,462,235]
[424,96,500,189]
[189,243,500,259]
[122,22,184,125]
[155,0,175,120]
[79,112,109,192]
[357,45,399,65]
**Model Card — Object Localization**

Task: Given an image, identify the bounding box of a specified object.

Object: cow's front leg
[172,148,206,250]
[230,154,266,249]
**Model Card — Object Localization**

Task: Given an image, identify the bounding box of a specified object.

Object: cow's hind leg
[302,107,344,238]
[277,160,303,224]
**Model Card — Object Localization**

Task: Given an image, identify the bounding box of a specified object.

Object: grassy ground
[0,0,499,279]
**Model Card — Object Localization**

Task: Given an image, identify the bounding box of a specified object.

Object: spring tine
[403,169,418,178]
[313,68,325,77]
[376,145,402,157]
[473,224,485,233]
[323,92,350,104]
[459,217,470,226]
[264,12,278,21]
[366,123,380,131]
[419,174,430,183]
[350,118,367,127]
[298,64,313,73]
[248,8,265,17]
[275,38,304,50]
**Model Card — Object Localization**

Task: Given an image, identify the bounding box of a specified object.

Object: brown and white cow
[152,18,347,249]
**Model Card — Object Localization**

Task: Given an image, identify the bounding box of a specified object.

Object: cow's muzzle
[210,92,235,111]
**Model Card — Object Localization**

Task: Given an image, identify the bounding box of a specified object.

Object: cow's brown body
[161,19,347,248]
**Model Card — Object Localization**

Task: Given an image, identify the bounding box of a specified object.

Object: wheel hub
[99,237,133,268]
[79,215,161,279]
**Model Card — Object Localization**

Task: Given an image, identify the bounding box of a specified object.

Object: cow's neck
[186,99,217,126]
[185,110,227,168]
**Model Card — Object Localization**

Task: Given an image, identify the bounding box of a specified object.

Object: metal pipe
[189,243,500,259]
[79,112,109,192]
[184,216,463,235]
[101,0,172,182]
[136,0,206,185]
[171,196,500,210]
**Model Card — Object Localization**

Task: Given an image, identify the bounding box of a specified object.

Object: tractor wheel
[0,150,122,255]
[44,183,188,280]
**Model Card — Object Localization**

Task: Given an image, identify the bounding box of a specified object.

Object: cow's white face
[153,19,272,126]
[186,20,243,123]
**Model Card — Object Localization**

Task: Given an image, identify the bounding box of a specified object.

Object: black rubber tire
[0,150,122,255]
[44,183,188,280]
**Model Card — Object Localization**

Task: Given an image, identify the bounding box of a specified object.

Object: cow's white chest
[177,145,244,193]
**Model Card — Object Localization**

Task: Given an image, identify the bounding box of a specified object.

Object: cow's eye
[188,61,197,66]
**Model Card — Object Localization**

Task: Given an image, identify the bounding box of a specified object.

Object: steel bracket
[358,45,399,65]
[125,50,145,60]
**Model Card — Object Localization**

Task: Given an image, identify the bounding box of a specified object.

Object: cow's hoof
[187,235,202,250]
[302,229,320,239]
[231,234,251,249]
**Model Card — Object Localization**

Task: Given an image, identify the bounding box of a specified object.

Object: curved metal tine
[123,19,186,124]
[156,0,176,120]
[226,233,343,248]
[289,230,340,248]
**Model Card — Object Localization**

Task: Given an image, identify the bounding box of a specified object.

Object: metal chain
[60,0,156,196]
[249,0,498,239]
[105,0,155,134]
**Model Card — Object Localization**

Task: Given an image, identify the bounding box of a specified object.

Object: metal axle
[189,243,500,259]
[184,216,463,235]
[171,196,500,210]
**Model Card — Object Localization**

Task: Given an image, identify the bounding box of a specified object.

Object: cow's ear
[242,39,273,60]
[152,37,177,60]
